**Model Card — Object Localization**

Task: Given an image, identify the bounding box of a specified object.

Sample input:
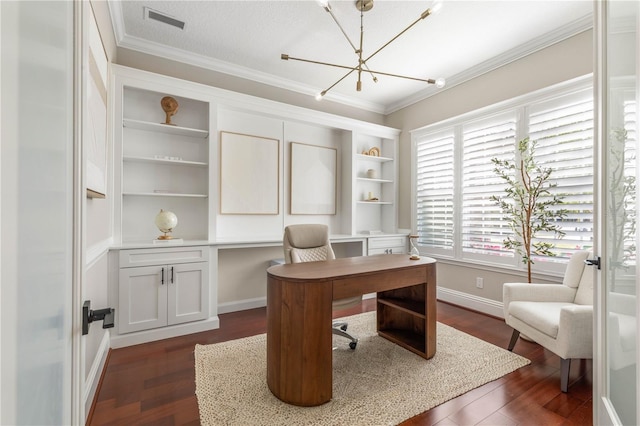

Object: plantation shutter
[528,89,594,261]
[461,113,516,257]
[415,130,455,251]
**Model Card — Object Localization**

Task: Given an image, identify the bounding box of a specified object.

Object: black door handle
[584,257,601,270]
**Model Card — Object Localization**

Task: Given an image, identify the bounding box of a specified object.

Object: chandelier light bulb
[315,91,325,101]
[430,0,444,15]
[435,77,446,88]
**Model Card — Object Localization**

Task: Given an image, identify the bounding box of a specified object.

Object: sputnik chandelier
[281,0,445,100]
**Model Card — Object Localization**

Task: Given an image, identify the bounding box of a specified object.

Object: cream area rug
[194,312,530,425]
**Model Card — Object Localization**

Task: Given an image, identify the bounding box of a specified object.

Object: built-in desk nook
[266,254,436,406]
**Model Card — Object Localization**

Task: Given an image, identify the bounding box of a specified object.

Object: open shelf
[123,118,209,138]
[377,297,426,317]
[356,153,393,163]
[357,177,393,183]
[123,192,208,198]
[377,329,426,355]
[357,200,393,205]
[123,156,208,167]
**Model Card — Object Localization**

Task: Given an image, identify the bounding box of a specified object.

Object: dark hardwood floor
[88,300,592,425]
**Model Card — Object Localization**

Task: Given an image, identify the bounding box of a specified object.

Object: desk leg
[266,276,333,406]
[425,265,437,358]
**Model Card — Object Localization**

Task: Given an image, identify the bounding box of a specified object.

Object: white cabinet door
[167,262,209,325]
[119,265,168,334]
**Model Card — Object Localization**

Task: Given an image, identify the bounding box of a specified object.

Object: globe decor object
[155,209,178,240]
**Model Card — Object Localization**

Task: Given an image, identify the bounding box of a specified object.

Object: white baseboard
[110,317,220,348]
[84,331,110,420]
[437,287,505,319]
[218,297,266,314]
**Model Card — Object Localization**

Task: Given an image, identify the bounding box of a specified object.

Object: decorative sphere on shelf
[155,209,178,240]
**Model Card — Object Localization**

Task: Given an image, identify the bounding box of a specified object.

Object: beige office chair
[503,250,593,392]
[283,224,360,350]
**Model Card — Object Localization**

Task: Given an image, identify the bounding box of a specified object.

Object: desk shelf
[377,283,429,359]
[378,329,426,356]
[377,297,425,317]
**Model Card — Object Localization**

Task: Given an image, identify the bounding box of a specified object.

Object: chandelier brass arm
[280,0,445,100]
[321,2,378,83]
[281,54,440,84]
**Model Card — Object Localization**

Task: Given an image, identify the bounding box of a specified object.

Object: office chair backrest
[283,224,335,264]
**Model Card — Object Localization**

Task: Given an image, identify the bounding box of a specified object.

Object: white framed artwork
[290,142,337,215]
[219,131,280,215]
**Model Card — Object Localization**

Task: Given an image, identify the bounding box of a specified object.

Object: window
[412,79,594,274]
[528,92,594,262]
[415,130,455,251]
[461,113,516,260]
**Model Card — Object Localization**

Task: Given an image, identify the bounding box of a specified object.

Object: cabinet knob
[161,267,165,285]
[171,266,174,283]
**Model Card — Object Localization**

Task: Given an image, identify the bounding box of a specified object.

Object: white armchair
[503,250,593,392]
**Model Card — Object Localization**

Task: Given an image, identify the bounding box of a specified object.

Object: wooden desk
[266,254,437,406]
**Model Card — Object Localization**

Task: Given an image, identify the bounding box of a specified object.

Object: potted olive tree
[490,137,567,282]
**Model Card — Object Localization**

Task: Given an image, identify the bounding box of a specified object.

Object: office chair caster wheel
[349,340,358,350]
[340,324,348,331]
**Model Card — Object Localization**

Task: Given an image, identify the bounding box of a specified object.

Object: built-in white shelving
[352,132,398,234]
[123,118,209,138]
[113,74,213,244]
[355,153,394,163]
[123,156,208,167]
[122,192,208,198]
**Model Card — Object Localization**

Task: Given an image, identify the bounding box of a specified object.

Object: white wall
[385,30,594,311]
[83,0,118,417]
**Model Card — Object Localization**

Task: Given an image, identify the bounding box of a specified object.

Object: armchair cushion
[508,301,575,338]
[503,283,576,318]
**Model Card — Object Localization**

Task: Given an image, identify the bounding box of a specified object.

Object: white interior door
[595,1,639,424]
[0,1,78,424]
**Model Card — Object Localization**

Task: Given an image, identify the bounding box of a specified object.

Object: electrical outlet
[476,277,484,289]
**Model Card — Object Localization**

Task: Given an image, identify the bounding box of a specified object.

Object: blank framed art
[219,131,280,215]
[290,142,337,215]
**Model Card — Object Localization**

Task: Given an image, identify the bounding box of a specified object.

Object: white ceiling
[108,0,593,114]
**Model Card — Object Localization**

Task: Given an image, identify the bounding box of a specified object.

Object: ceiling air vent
[144,7,185,30]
